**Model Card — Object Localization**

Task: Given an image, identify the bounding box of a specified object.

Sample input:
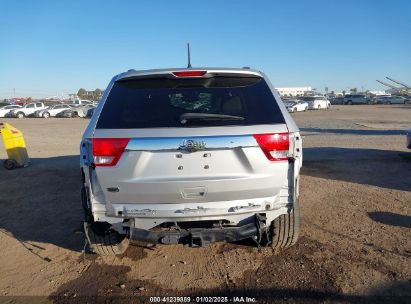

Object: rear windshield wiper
[179,113,245,124]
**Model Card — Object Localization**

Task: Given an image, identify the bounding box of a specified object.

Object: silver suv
[343,94,371,105]
[80,68,303,255]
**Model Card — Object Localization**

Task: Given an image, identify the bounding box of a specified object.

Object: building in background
[276,86,312,97]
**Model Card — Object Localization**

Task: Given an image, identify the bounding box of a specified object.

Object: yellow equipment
[0,122,30,170]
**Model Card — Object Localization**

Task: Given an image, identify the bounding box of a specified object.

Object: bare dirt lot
[0,105,410,303]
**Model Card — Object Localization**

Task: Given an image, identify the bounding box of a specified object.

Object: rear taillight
[172,71,206,77]
[92,138,130,166]
[253,133,289,161]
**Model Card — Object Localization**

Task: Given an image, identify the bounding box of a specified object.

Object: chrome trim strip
[125,135,258,152]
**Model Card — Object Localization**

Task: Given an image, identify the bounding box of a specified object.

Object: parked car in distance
[343,94,371,105]
[380,96,408,104]
[0,105,22,117]
[329,96,344,105]
[300,96,330,110]
[284,100,309,113]
[407,129,411,149]
[80,67,303,255]
[372,95,390,104]
[34,104,73,118]
[57,104,95,118]
[9,102,47,118]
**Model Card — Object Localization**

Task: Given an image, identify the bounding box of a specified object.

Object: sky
[0,0,410,98]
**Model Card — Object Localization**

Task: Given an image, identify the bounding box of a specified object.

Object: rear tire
[16,112,25,119]
[43,112,50,118]
[270,198,300,251]
[84,222,129,256]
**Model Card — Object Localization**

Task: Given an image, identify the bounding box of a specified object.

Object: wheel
[3,159,17,170]
[84,222,129,256]
[16,112,25,119]
[43,112,50,118]
[72,112,79,118]
[270,196,300,251]
[304,107,307,112]
[347,101,353,105]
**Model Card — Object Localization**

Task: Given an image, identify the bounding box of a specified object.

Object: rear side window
[96,77,285,129]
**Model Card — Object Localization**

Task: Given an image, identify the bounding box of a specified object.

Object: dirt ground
[0,105,410,303]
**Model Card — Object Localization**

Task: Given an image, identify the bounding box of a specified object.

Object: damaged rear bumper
[129,214,268,247]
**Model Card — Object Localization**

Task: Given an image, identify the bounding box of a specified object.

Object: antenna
[187,43,192,68]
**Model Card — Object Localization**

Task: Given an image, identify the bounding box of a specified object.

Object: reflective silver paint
[80,67,303,232]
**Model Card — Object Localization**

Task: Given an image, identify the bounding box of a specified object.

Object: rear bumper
[98,193,290,230]
[129,214,267,247]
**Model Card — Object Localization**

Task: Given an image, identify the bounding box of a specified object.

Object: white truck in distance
[10,102,47,118]
[73,99,97,106]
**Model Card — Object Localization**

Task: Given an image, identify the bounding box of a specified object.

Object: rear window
[96,77,285,129]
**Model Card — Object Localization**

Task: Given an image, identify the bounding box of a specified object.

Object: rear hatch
[91,71,290,207]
